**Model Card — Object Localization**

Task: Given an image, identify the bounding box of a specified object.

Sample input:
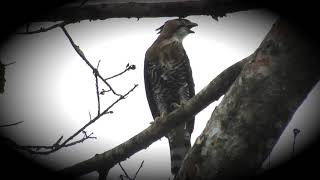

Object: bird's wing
[177,45,195,134]
[144,55,160,119]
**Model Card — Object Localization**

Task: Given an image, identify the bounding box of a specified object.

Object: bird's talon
[171,102,181,109]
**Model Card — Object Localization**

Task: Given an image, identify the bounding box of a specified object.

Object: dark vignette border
[0,1,319,180]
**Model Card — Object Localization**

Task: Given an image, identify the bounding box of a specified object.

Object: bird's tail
[168,123,191,176]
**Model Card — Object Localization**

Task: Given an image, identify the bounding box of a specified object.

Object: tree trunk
[175,18,320,180]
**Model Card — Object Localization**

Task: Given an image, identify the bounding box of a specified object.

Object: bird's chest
[157,53,186,85]
[158,46,184,71]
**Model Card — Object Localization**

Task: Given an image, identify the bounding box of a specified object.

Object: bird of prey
[144,18,197,175]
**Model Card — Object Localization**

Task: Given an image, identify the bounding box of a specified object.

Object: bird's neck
[155,34,184,50]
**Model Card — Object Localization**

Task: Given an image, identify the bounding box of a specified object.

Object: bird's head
[156,18,198,41]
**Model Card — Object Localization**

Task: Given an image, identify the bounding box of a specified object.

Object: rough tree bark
[175,18,320,180]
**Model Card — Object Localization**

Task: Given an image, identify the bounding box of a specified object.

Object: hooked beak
[187,22,198,33]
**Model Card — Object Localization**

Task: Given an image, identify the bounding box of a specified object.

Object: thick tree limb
[59,54,250,177]
[30,0,260,22]
[175,18,320,180]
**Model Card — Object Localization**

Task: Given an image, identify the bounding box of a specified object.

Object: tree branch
[133,160,144,180]
[60,25,122,97]
[105,63,136,81]
[16,21,74,35]
[3,83,137,155]
[118,160,144,180]
[119,162,131,180]
[59,55,250,177]
[1,29,138,154]
[30,0,260,22]
[0,121,24,128]
[95,60,101,115]
[3,61,16,67]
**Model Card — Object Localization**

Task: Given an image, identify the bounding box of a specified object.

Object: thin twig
[292,128,301,156]
[60,25,121,97]
[95,60,101,115]
[133,160,144,180]
[119,162,131,180]
[105,63,136,81]
[16,21,73,35]
[9,84,137,155]
[20,131,96,151]
[0,121,24,128]
[4,24,138,156]
[118,160,144,180]
[3,61,16,67]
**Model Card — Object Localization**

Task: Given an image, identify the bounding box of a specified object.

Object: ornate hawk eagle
[144,18,197,175]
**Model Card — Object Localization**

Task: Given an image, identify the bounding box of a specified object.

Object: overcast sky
[0,9,319,180]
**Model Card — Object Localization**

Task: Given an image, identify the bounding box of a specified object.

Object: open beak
[187,22,198,33]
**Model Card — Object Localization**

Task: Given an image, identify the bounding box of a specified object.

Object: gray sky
[0,9,319,180]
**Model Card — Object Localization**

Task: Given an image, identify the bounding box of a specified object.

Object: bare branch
[59,56,249,177]
[16,21,74,35]
[0,121,24,128]
[118,160,144,180]
[89,111,92,121]
[3,61,16,67]
[105,63,136,81]
[119,162,131,180]
[95,60,101,115]
[2,9,140,157]
[4,24,138,154]
[18,132,96,152]
[60,25,122,97]
[292,128,301,156]
[133,160,144,180]
[100,89,111,95]
[8,83,137,155]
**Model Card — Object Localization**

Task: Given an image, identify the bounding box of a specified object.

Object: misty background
[0,9,319,180]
